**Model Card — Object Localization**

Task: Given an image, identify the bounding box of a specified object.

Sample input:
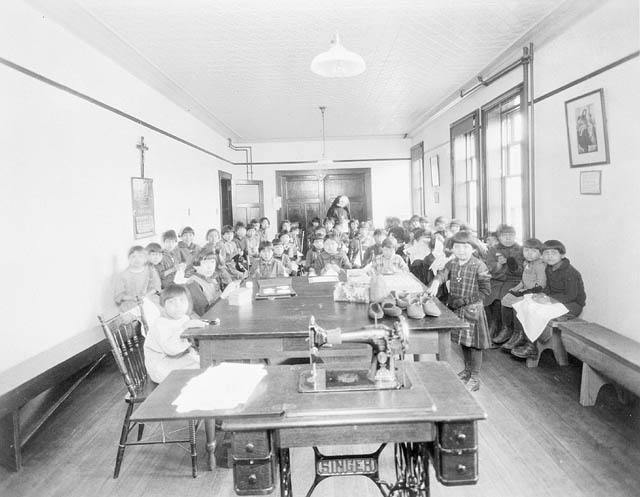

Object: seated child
[162,230,189,272]
[234,222,248,255]
[272,238,298,276]
[250,241,287,279]
[406,229,434,284]
[313,235,352,275]
[185,250,232,317]
[427,231,491,392]
[219,225,248,280]
[347,223,370,268]
[143,284,206,383]
[279,231,296,259]
[305,234,324,273]
[146,242,177,289]
[178,226,201,262]
[367,237,409,275]
[278,219,292,237]
[348,219,360,239]
[362,229,386,266]
[419,216,430,231]
[494,238,546,349]
[305,217,322,254]
[323,217,336,235]
[511,239,586,359]
[483,224,524,337]
[245,226,260,261]
[114,246,161,312]
[258,217,272,244]
[201,228,221,256]
[449,219,463,235]
[433,216,449,244]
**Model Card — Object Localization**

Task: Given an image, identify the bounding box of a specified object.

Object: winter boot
[492,326,513,345]
[511,339,538,359]
[501,328,525,352]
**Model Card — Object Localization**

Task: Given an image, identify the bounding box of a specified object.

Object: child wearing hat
[511,239,586,359]
[496,238,547,350]
[427,231,491,392]
[483,224,524,340]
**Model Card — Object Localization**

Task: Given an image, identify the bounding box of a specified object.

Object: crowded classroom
[1,1,639,496]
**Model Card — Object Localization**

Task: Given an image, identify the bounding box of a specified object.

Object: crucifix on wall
[136,136,149,177]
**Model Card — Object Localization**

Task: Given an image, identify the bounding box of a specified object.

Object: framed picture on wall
[429,155,440,186]
[564,89,610,167]
[131,177,155,238]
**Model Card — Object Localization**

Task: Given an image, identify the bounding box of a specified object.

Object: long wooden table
[183,276,468,366]
[132,362,486,497]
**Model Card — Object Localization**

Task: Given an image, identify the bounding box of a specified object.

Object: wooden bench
[557,321,640,406]
[525,318,586,368]
[0,338,109,471]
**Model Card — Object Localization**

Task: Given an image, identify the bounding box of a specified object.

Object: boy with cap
[512,239,586,359]
[483,224,524,340]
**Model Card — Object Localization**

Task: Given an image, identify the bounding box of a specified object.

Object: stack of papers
[172,363,267,413]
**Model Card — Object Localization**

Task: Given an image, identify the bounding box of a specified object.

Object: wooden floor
[2,347,639,497]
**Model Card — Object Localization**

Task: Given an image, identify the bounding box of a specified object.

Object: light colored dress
[144,315,200,383]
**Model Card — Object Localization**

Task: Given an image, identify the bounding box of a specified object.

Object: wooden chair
[98,300,198,478]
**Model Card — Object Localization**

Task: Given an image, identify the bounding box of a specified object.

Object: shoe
[511,341,538,359]
[368,302,384,320]
[501,328,525,352]
[382,302,402,317]
[492,326,513,345]
[457,369,471,383]
[465,376,480,392]
[422,296,441,317]
[392,291,410,309]
[406,303,426,319]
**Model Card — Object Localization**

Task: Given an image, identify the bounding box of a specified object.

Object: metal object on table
[301,315,409,392]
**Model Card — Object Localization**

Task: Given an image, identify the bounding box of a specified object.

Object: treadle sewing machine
[300,315,410,392]
[132,315,486,497]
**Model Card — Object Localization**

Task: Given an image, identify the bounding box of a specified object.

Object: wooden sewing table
[131,362,486,497]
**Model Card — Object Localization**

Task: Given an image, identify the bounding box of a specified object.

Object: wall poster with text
[131,177,155,239]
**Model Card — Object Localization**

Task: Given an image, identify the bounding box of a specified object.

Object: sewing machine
[299,315,410,392]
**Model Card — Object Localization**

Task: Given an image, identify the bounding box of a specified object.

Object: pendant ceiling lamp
[311,32,366,78]
[316,106,334,168]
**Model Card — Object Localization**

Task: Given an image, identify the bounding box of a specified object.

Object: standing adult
[326,195,351,230]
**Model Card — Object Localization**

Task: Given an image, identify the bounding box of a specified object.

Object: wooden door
[234,179,263,226]
[276,168,372,229]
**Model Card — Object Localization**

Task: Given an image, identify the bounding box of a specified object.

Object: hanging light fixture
[311,32,366,78]
[316,106,334,168]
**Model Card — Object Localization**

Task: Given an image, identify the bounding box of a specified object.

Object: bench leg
[550,330,569,366]
[580,363,608,406]
[0,411,20,472]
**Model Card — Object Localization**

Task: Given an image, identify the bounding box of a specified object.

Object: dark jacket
[484,243,524,304]
[543,258,586,318]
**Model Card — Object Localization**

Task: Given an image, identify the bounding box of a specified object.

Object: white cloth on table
[172,363,267,413]
[513,295,568,342]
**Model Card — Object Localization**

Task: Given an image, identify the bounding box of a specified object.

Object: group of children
[113,214,585,391]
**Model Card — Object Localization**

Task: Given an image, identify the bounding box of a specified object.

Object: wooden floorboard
[1,347,638,497]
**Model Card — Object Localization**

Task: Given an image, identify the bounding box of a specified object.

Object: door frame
[275,168,372,228]
[218,170,233,228]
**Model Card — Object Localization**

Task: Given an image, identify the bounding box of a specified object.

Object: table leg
[279,447,292,497]
[392,442,430,497]
[437,331,451,362]
[204,419,217,471]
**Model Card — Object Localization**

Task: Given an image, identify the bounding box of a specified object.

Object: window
[410,142,424,215]
[482,87,529,239]
[450,111,479,231]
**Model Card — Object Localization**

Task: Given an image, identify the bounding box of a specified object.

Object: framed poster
[564,89,609,167]
[429,155,440,186]
[579,170,602,195]
[131,177,155,238]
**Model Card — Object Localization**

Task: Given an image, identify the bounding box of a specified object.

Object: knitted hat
[541,239,566,255]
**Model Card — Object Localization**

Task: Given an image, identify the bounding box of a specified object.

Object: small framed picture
[579,170,602,195]
[564,89,609,167]
[429,155,440,186]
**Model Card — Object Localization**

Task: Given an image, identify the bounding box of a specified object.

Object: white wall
[238,138,412,228]
[411,0,640,340]
[0,1,235,383]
